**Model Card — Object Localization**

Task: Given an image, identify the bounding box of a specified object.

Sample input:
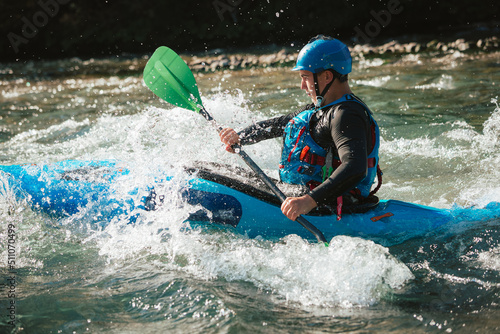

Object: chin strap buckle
[315,96,323,109]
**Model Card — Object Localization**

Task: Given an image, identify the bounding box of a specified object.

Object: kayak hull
[1,160,498,246]
[184,178,453,245]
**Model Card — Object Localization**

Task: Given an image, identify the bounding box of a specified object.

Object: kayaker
[220,35,381,221]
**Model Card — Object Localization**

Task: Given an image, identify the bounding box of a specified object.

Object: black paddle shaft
[199,107,328,244]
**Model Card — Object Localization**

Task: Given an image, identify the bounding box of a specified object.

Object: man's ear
[324,70,335,84]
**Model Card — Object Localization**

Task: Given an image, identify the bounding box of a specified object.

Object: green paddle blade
[143,46,203,112]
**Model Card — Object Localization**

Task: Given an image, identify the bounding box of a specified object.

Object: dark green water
[0,49,499,333]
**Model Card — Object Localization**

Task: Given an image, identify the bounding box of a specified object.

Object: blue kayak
[1,160,499,246]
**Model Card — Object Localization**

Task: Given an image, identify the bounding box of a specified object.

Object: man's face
[299,70,329,103]
[299,70,316,102]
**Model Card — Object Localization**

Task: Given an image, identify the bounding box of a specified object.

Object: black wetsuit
[237,99,374,207]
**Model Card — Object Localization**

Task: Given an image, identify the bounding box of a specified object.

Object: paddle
[143,46,328,245]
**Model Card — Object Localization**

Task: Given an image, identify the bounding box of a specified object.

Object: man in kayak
[220,35,381,221]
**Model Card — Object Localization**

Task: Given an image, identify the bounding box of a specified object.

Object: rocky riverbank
[2,34,498,81]
[186,35,499,72]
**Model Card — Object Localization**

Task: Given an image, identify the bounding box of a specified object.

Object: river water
[0,48,499,333]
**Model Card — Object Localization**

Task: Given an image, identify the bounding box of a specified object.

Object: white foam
[414,74,454,90]
[354,75,392,88]
[476,246,500,272]
[95,213,413,308]
[356,57,385,69]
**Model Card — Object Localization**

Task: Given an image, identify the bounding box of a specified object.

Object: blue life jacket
[279,94,380,198]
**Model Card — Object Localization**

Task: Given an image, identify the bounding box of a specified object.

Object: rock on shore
[185,36,499,72]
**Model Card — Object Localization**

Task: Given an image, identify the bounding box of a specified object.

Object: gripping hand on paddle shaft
[281,195,318,221]
[219,128,241,153]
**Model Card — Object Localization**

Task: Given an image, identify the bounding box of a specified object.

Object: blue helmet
[292,38,352,75]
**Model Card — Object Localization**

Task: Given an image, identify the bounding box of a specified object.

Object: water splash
[94,210,413,308]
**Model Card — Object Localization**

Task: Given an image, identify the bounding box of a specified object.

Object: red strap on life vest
[336,196,343,221]
[299,146,326,166]
[303,152,326,165]
[288,126,306,163]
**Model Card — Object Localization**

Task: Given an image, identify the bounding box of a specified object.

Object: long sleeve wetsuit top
[237,100,373,206]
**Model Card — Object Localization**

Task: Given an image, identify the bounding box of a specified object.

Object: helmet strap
[313,71,335,109]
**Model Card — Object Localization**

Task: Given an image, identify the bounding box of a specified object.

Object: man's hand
[219,128,240,153]
[281,194,318,221]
